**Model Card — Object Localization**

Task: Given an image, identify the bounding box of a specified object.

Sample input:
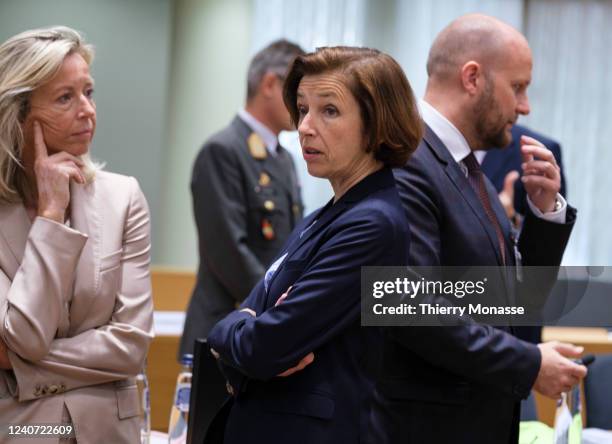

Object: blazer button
[264,200,275,211]
[48,384,59,394]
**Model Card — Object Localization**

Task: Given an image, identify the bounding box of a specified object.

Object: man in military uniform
[180,40,304,432]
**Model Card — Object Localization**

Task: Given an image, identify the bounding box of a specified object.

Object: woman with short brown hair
[284,46,422,170]
[205,46,421,443]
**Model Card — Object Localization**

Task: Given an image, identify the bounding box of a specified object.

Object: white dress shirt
[419,99,566,224]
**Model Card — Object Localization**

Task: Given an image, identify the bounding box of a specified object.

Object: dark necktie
[463,152,507,265]
[275,142,282,155]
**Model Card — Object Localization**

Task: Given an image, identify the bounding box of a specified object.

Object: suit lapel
[69,180,100,307]
[265,168,393,293]
[264,198,343,295]
[423,126,505,265]
[0,182,100,336]
[486,178,512,235]
[289,198,346,257]
[0,204,31,278]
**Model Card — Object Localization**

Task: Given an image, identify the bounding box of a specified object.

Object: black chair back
[188,339,229,444]
[584,354,612,429]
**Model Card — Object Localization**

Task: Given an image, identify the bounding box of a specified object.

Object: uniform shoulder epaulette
[247,132,267,160]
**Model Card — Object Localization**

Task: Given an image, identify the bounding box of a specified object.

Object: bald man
[368,15,585,443]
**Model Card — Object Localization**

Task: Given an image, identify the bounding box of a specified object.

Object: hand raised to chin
[520,136,561,213]
[32,121,86,223]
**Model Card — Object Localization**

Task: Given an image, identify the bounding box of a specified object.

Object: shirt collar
[419,99,473,164]
[238,109,279,156]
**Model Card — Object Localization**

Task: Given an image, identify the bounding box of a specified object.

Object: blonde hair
[0,26,101,203]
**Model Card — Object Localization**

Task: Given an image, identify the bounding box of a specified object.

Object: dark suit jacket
[180,116,303,357]
[368,125,576,444]
[207,168,410,444]
[483,125,567,345]
[482,124,567,216]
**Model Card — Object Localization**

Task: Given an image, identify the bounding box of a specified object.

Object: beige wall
[157,0,252,267]
[0,0,172,261]
[0,0,252,268]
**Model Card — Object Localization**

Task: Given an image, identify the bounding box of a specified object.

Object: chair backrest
[584,354,612,429]
[187,338,228,444]
[188,338,209,444]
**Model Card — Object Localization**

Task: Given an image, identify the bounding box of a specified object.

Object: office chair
[188,338,230,444]
[584,354,612,429]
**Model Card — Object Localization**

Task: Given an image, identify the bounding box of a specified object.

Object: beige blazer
[0,171,154,444]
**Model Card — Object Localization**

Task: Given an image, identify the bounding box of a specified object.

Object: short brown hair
[283,46,422,168]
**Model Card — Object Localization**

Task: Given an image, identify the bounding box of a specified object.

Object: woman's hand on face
[0,338,12,370]
[33,121,85,223]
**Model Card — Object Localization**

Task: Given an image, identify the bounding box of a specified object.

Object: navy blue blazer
[207,168,410,444]
[368,125,576,444]
[482,124,567,216]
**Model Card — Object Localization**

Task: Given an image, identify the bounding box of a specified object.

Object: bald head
[426,14,529,83]
[424,14,533,151]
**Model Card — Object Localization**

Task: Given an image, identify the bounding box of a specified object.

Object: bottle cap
[181,354,193,367]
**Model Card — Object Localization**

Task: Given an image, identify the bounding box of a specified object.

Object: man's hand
[520,135,561,213]
[0,338,12,370]
[277,352,315,377]
[498,170,520,220]
[533,342,587,399]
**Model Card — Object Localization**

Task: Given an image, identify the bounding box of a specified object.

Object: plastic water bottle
[553,355,595,444]
[168,354,193,444]
[136,361,151,444]
[553,383,581,444]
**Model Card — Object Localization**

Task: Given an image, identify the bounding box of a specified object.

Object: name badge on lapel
[510,231,523,282]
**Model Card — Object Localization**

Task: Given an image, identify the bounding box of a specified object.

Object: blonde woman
[0,27,153,443]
